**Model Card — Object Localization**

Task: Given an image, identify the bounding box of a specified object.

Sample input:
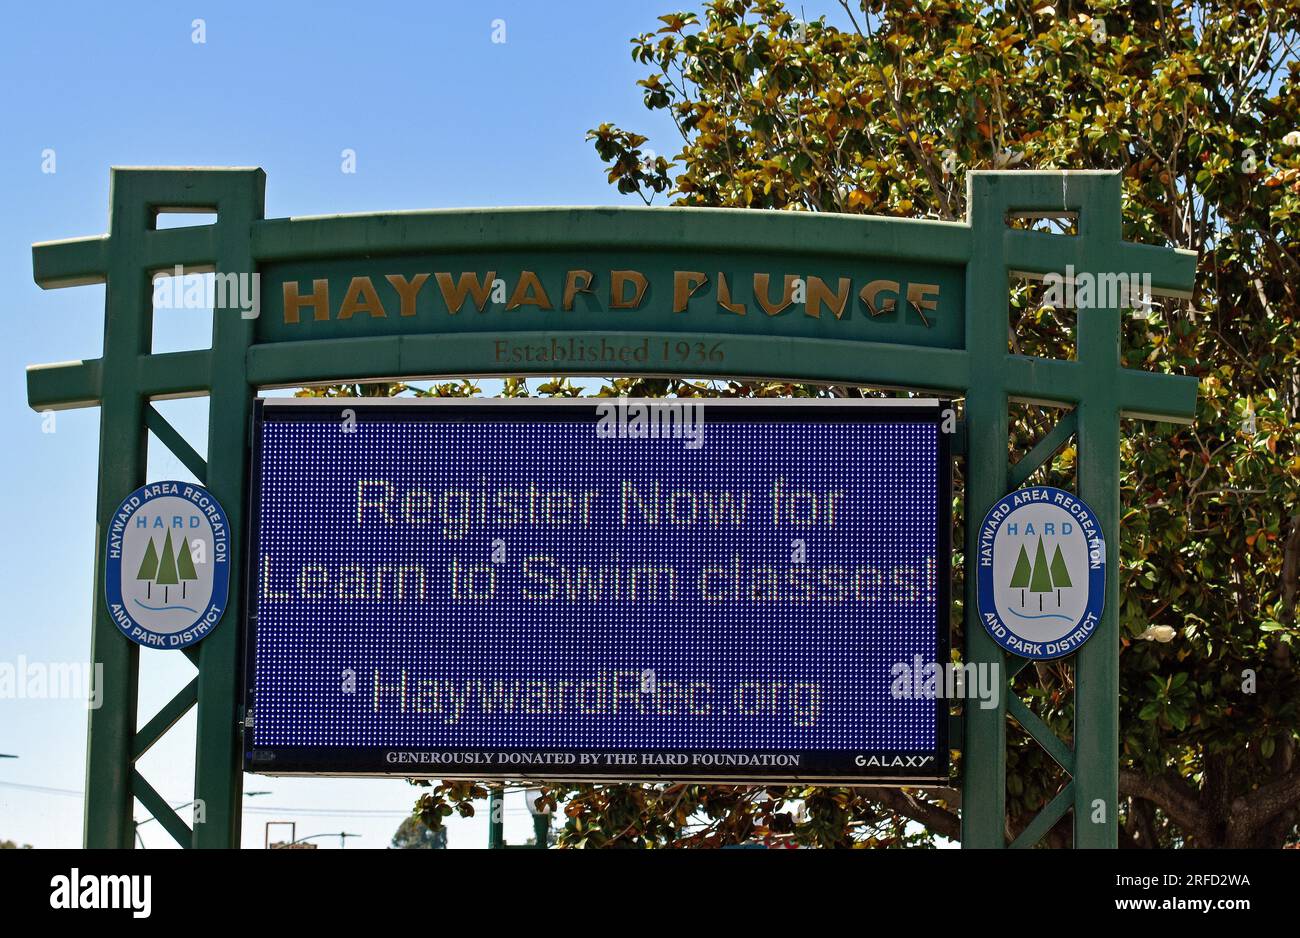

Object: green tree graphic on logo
[1009,536,1076,611]
[1049,544,1072,606]
[135,536,160,600]
[156,530,179,603]
[177,536,198,599]
[1009,544,1032,606]
[1029,536,1053,611]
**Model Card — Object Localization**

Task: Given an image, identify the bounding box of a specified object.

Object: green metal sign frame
[27,167,1196,849]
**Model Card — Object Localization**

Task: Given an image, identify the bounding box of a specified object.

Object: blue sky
[0,0,855,850]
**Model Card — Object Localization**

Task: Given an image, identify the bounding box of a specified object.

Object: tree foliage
[390,814,446,849]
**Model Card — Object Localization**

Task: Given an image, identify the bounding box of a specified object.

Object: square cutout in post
[1009,274,1077,361]
[153,208,218,230]
[1006,211,1078,236]
[151,267,214,354]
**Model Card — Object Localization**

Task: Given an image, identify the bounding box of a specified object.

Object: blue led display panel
[244,399,950,782]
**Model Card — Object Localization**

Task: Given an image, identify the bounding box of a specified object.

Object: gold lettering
[283,279,330,324]
[435,271,496,313]
[337,276,387,319]
[673,271,708,312]
[507,271,553,310]
[562,269,595,310]
[385,273,429,318]
[753,273,799,316]
[717,272,745,315]
[906,282,940,326]
[610,270,648,309]
[805,276,851,319]
[860,279,899,317]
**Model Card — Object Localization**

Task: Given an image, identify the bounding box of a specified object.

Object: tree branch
[1281,511,1300,624]
[1119,767,1211,844]
[1229,766,1300,835]
[862,787,961,842]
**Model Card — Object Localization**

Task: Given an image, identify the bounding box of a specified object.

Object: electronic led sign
[244,399,950,782]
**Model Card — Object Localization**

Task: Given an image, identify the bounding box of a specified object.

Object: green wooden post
[960,175,1012,848]
[82,170,152,848]
[1072,178,1126,848]
[1074,319,1122,847]
[192,169,266,849]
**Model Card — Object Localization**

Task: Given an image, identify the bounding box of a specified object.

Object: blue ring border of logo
[104,481,231,650]
[975,484,1106,661]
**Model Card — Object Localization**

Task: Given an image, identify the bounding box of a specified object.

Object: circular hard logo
[975,485,1106,660]
[104,481,231,649]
